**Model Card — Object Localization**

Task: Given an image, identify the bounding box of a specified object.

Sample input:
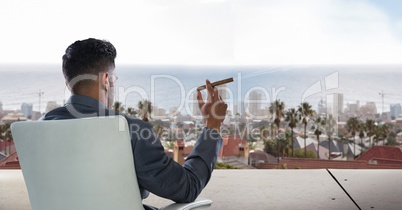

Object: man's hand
[197,80,228,132]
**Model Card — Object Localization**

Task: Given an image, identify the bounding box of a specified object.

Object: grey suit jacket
[42,94,222,203]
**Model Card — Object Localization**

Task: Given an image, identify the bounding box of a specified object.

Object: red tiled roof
[357,146,402,162]
[0,152,20,169]
[220,135,247,157]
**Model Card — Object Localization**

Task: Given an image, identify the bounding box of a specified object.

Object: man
[42,38,227,208]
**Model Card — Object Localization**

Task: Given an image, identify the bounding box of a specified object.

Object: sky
[1,0,402,66]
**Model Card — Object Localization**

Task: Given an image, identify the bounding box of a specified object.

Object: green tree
[379,124,390,144]
[264,140,276,157]
[285,108,299,157]
[358,121,366,151]
[259,120,270,141]
[214,162,239,169]
[365,119,375,147]
[324,114,336,160]
[346,117,359,159]
[269,100,285,137]
[386,132,398,146]
[138,100,153,122]
[269,100,285,161]
[372,125,380,146]
[112,101,124,113]
[298,102,314,158]
[311,116,326,159]
[0,124,12,155]
[126,107,138,117]
[279,129,292,157]
[293,148,317,159]
[164,140,176,150]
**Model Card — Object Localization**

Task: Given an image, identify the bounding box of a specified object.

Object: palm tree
[378,124,390,145]
[324,114,336,160]
[138,100,153,122]
[346,117,359,159]
[269,100,285,161]
[280,129,292,157]
[126,107,138,117]
[0,124,12,155]
[365,119,375,147]
[112,101,124,113]
[298,102,314,158]
[311,116,326,159]
[285,108,298,157]
[372,125,380,146]
[358,122,366,151]
[259,120,270,141]
[0,124,6,154]
[269,100,285,137]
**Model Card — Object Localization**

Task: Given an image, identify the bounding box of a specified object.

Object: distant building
[233,101,245,116]
[21,103,33,118]
[45,101,60,113]
[359,102,377,119]
[317,98,326,115]
[333,93,344,115]
[366,102,377,114]
[152,107,166,119]
[390,104,401,119]
[246,91,262,117]
[169,106,179,117]
[0,101,3,111]
[346,101,359,114]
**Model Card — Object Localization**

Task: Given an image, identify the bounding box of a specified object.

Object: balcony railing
[1,169,402,209]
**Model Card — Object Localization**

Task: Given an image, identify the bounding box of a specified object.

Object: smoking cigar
[197,77,234,91]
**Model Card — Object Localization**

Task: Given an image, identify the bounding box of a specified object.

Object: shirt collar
[66,94,108,110]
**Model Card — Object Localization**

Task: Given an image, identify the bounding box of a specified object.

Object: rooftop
[1,169,402,209]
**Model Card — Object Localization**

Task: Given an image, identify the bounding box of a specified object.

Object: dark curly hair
[62,38,116,91]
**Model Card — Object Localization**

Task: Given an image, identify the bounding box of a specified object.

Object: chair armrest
[159,198,213,210]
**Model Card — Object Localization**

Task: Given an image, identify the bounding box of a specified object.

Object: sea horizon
[1,64,402,116]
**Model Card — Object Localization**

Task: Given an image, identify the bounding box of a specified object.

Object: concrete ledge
[2,169,402,209]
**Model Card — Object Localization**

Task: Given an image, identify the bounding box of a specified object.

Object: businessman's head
[62,38,117,108]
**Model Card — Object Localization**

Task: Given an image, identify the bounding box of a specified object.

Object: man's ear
[65,81,71,91]
[101,72,109,91]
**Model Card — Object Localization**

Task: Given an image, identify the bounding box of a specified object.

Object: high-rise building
[366,102,377,114]
[333,93,344,114]
[246,91,262,117]
[0,101,2,111]
[390,104,401,118]
[346,101,359,114]
[21,103,33,118]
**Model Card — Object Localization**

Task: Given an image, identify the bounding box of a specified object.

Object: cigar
[197,77,234,91]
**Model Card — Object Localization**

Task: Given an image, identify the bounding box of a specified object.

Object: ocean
[1,64,402,115]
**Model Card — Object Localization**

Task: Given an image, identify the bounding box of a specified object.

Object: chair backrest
[11,116,144,210]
